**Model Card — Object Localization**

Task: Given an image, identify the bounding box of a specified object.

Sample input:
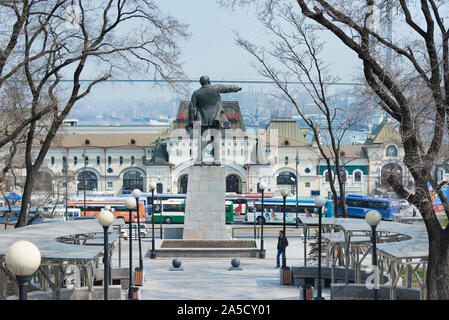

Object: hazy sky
[77,0,361,106]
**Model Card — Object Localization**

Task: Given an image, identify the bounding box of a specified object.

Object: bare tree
[223,0,449,300]
[0,1,189,228]
[235,5,365,217]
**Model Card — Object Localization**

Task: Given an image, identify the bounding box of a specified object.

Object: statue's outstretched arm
[212,84,242,93]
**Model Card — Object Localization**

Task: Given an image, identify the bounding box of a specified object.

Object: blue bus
[245,198,334,224]
[340,194,400,220]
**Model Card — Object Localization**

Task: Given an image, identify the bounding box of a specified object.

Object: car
[121,223,147,239]
[400,200,409,209]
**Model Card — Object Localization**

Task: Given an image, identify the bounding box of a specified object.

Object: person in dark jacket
[276,230,288,268]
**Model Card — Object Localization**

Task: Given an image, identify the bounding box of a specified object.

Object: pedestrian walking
[276,230,288,268]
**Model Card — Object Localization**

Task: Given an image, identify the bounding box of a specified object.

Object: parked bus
[142,193,187,214]
[142,193,274,217]
[245,198,334,224]
[151,199,234,224]
[225,193,274,215]
[67,197,145,223]
[340,194,400,220]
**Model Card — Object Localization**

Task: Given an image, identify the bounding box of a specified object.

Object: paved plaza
[111,229,331,300]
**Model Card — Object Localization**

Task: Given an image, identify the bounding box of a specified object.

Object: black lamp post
[280,188,290,268]
[295,151,300,228]
[132,189,143,270]
[149,182,156,259]
[82,148,87,217]
[125,197,138,299]
[5,240,41,300]
[98,209,114,300]
[258,182,266,259]
[314,196,326,300]
[365,210,381,300]
[63,160,68,221]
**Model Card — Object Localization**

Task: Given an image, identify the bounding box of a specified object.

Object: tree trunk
[426,227,449,299]
[15,169,36,228]
[414,183,449,299]
[337,177,348,218]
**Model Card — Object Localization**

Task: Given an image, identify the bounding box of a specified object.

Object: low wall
[20,285,122,300]
[290,265,389,287]
[153,248,261,258]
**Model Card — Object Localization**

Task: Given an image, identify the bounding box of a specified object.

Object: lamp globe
[149,182,156,192]
[5,241,41,276]
[125,197,136,209]
[365,210,382,227]
[314,196,326,208]
[132,189,142,199]
[98,210,115,227]
[280,188,290,198]
[259,182,266,191]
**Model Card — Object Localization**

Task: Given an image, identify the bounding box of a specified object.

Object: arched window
[77,171,98,191]
[123,170,144,192]
[74,156,78,165]
[131,156,135,165]
[386,145,398,157]
[226,174,241,193]
[51,157,55,165]
[96,156,100,165]
[285,156,289,165]
[36,171,53,192]
[277,171,296,185]
[381,163,402,186]
[108,156,112,165]
[179,175,188,194]
[437,168,445,184]
[120,156,123,165]
[324,170,331,182]
[354,170,362,183]
[339,169,347,183]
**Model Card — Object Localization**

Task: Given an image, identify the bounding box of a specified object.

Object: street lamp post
[295,152,299,228]
[5,241,41,300]
[258,182,266,259]
[125,197,138,300]
[314,196,326,300]
[63,160,68,221]
[132,189,144,287]
[365,210,382,300]
[98,209,115,300]
[280,188,290,268]
[82,149,87,217]
[132,189,144,270]
[149,182,156,259]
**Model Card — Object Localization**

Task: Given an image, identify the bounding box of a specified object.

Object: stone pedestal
[183,166,229,240]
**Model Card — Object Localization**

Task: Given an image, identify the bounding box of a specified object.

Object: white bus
[151,199,235,224]
[245,199,329,224]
